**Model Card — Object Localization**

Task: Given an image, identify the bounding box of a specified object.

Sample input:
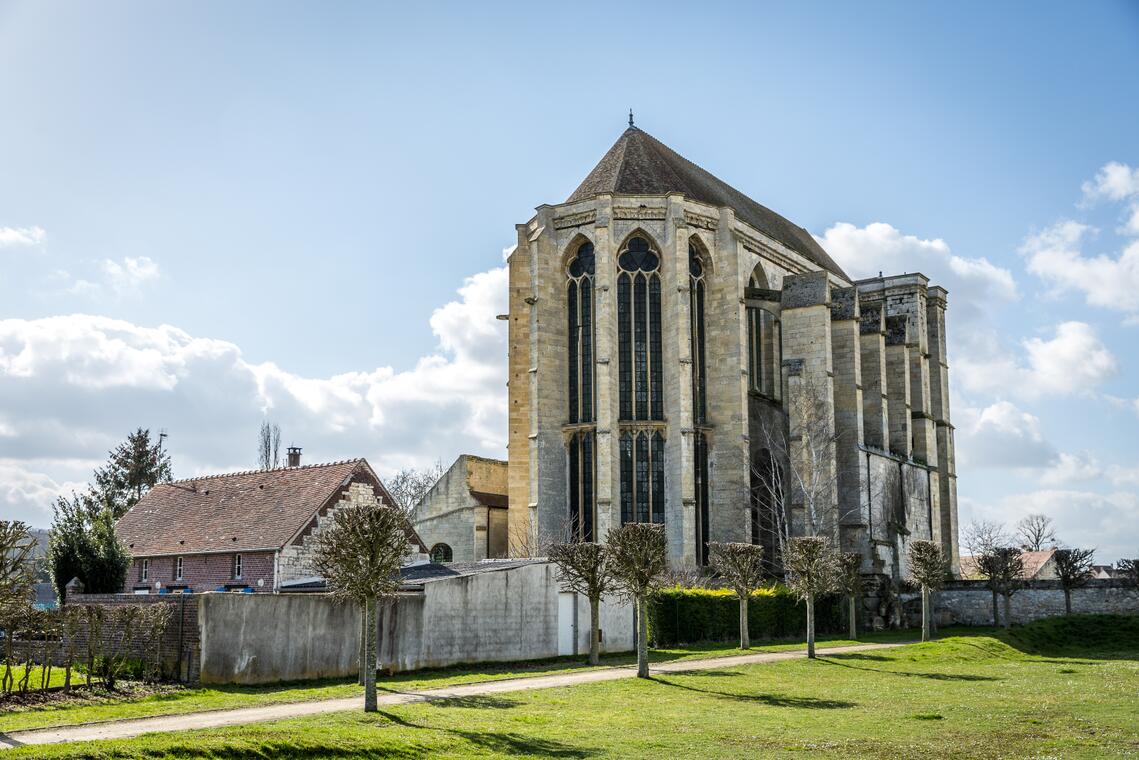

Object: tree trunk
[806,592,816,659]
[589,594,600,666]
[990,588,999,628]
[636,595,649,678]
[363,596,378,712]
[1002,593,1012,629]
[848,595,858,640]
[921,584,931,642]
[739,594,750,650]
[358,600,367,686]
[1064,588,1072,615]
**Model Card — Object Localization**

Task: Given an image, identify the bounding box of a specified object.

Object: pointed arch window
[689,243,707,425]
[746,271,782,401]
[567,241,595,424]
[617,236,663,422]
[619,429,665,524]
[694,431,710,564]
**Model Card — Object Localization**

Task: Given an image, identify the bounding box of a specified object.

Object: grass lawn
[0,629,917,734]
[4,616,1138,758]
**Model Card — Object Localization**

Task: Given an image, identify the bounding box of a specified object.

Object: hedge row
[647,585,844,647]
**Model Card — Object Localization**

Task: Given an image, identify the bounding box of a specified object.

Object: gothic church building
[505,126,960,579]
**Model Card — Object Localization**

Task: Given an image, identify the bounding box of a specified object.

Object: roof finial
[628,109,634,128]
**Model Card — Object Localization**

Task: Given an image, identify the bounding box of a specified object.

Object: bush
[648,584,843,647]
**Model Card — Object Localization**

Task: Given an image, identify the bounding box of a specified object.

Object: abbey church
[504,125,960,580]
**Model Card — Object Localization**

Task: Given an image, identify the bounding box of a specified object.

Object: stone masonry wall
[935,580,1139,625]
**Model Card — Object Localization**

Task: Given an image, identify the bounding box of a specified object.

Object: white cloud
[101,256,160,292]
[1021,220,1139,318]
[0,265,509,526]
[816,222,1017,322]
[1081,161,1139,204]
[0,460,88,524]
[955,321,1117,400]
[0,226,46,248]
[961,489,1138,563]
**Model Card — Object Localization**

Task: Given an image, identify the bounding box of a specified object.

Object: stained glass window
[618,429,667,525]
[617,236,663,422]
[689,244,707,425]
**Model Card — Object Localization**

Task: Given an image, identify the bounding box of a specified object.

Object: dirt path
[0,641,907,749]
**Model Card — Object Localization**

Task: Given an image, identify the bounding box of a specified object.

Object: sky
[1,1,1137,561]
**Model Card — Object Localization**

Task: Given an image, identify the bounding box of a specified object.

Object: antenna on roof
[628,109,634,128]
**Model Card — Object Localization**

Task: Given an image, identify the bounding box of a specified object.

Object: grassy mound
[1002,614,1139,657]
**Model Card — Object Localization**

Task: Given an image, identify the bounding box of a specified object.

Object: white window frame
[234,553,243,580]
[141,559,149,582]
[175,556,184,581]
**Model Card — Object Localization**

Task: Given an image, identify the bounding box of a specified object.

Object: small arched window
[430,543,453,564]
[617,236,663,421]
[746,269,782,401]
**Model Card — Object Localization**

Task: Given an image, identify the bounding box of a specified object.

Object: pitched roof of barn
[568,127,849,280]
[116,459,425,557]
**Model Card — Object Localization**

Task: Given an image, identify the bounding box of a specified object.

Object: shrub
[647,584,843,647]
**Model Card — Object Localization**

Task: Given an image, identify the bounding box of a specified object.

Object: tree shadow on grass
[155,741,425,759]
[825,653,892,662]
[424,695,520,710]
[819,657,1000,682]
[650,677,855,709]
[375,710,596,757]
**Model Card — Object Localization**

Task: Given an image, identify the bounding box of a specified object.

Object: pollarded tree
[607,523,668,678]
[783,536,840,659]
[908,540,947,642]
[1053,548,1095,615]
[980,548,1024,629]
[1116,558,1138,588]
[835,552,863,640]
[311,501,409,712]
[549,542,615,665]
[708,542,765,650]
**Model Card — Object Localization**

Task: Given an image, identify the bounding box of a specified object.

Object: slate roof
[278,559,548,592]
[116,459,421,556]
[567,127,849,280]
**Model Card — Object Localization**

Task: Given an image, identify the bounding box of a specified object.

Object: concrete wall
[379,562,634,672]
[197,592,360,685]
[934,580,1139,626]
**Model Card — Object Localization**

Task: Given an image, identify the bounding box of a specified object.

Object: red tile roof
[116,459,422,556]
[958,549,1056,580]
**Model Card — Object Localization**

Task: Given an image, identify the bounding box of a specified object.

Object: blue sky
[1,1,1137,560]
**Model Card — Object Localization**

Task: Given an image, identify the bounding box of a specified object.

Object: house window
[141,559,149,582]
[175,556,184,581]
[617,235,663,422]
[233,554,243,580]
[430,544,453,564]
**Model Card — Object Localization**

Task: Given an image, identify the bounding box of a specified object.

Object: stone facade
[279,480,427,584]
[505,127,960,579]
[412,455,510,563]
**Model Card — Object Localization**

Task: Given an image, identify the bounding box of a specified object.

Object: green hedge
[647,585,844,647]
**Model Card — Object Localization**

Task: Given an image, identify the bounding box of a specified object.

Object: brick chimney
[286,446,302,467]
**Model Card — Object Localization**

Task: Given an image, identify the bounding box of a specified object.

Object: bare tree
[979,548,1024,629]
[1114,557,1137,588]
[385,461,446,516]
[909,540,947,642]
[548,542,615,665]
[257,420,282,470]
[783,536,840,658]
[962,519,1010,559]
[0,521,35,605]
[1053,548,1095,615]
[1016,514,1058,552]
[311,502,409,712]
[835,552,863,640]
[607,523,668,678]
[708,542,765,649]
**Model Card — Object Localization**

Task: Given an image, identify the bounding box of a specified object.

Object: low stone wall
[378,562,634,672]
[934,579,1139,626]
[197,592,360,685]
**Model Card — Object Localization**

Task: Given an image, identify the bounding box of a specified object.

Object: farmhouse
[114,455,427,594]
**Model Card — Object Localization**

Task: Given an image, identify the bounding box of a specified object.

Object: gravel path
[0,641,907,749]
